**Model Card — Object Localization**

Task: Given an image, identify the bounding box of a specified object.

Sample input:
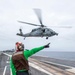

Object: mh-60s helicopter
[17,9,58,39]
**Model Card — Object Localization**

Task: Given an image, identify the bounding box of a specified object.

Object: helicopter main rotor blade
[18,21,41,26]
[34,9,43,25]
[49,26,72,28]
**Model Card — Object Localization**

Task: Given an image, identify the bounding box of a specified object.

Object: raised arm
[23,43,50,59]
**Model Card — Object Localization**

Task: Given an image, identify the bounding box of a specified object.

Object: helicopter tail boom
[16,33,23,36]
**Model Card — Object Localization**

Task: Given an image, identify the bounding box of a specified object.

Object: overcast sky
[0,0,75,51]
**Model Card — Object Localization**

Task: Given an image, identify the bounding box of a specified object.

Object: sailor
[10,42,50,75]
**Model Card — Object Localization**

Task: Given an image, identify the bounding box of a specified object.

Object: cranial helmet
[15,42,24,52]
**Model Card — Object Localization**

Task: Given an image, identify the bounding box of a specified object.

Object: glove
[44,43,50,48]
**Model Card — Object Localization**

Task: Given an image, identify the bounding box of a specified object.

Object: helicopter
[17,9,59,39]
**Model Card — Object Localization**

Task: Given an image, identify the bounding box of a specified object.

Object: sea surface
[34,51,75,61]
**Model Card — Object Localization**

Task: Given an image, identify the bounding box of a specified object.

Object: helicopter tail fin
[16,29,23,36]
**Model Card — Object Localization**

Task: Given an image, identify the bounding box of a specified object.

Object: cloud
[0,0,75,51]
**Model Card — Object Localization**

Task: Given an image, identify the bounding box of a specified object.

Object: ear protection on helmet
[15,42,24,51]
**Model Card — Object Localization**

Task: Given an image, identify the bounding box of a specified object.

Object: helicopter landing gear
[24,37,26,40]
[46,37,48,39]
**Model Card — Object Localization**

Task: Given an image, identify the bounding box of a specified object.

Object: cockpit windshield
[32,29,37,32]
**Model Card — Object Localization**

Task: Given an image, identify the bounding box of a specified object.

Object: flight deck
[0,52,75,75]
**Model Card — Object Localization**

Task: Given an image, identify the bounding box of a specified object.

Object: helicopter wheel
[46,37,48,39]
[24,37,26,40]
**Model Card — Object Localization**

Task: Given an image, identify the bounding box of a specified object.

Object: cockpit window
[32,29,37,32]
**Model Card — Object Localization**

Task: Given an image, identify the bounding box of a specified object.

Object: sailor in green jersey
[10,42,50,75]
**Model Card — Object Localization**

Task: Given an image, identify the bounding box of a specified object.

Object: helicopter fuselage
[17,27,58,39]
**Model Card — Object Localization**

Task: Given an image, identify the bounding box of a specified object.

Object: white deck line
[66,68,75,74]
[3,66,7,75]
[10,68,12,75]
[29,62,53,75]
[42,60,75,74]
[3,53,12,57]
[6,61,9,63]
[7,57,10,60]
[42,60,74,68]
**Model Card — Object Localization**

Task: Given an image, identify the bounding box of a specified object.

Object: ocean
[34,51,75,61]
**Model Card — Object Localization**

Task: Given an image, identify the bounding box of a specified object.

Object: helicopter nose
[51,31,58,36]
[55,33,58,36]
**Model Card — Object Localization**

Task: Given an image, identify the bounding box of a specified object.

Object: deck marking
[7,57,10,60]
[6,61,9,63]
[3,66,7,75]
[3,53,11,75]
[41,60,75,74]
[3,53,11,57]
[10,68,12,75]
[42,60,75,69]
[66,68,75,74]
[29,62,53,75]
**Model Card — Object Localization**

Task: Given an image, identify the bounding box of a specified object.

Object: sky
[0,0,75,51]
